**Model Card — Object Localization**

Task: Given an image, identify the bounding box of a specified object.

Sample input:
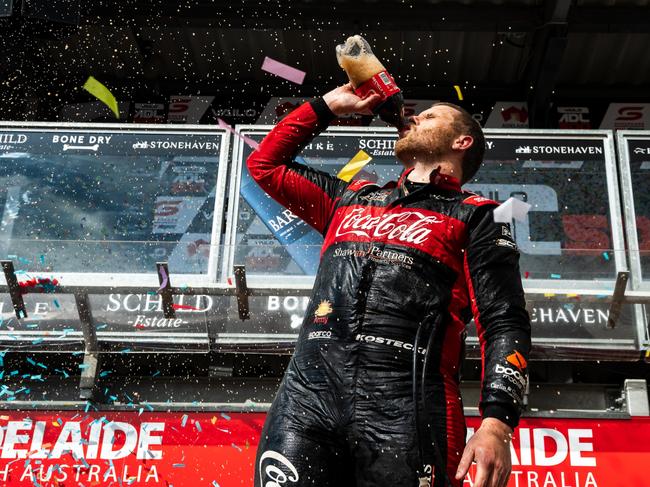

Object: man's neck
[406,161,460,183]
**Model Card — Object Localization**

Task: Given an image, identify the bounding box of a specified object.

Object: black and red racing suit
[249,98,531,487]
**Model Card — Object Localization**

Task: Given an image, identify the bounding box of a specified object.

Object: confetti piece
[211,416,217,425]
[524,271,530,279]
[544,293,555,297]
[172,304,201,311]
[119,348,131,353]
[221,413,231,421]
[181,415,188,427]
[195,421,202,432]
[227,277,233,286]
[493,197,531,223]
[453,85,464,101]
[172,463,185,468]
[212,482,220,487]
[39,255,45,265]
[83,76,119,119]
[215,115,260,150]
[261,56,306,84]
[53,299,60,309]
[602,252,610,261]
[152,370,161,377]
[337,150,373,183]
[550,273,561,279]
[96,323,108,330]
[157,266,169,292]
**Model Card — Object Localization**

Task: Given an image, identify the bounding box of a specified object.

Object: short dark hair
[432,102,485,184]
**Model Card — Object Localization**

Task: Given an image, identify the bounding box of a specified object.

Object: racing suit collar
[398,167,462,193]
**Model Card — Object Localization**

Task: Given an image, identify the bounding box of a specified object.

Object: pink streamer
[216,116,260,150]
[157,266,168,292]
[261,56,306,85]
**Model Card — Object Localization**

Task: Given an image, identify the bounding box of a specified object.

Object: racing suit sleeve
[463,205,532,430]
[246,98,346,235]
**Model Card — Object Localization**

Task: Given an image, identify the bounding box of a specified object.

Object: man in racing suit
[250,84,531,487]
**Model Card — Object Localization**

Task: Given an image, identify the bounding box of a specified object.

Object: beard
[395,124,457,167]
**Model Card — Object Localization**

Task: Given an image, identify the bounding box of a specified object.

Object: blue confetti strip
[53,299,60,309]
[195,420,202,432]
[220,413,231,421]
[54,368,69,378]
[39,255,45,265]
[181,414,188,427]
[603,251,610,261]
[172,463,185,468]
[550,273,561,279]
[119,348,131,353]
[152,370,161,377]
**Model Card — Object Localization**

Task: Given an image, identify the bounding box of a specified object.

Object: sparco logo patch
[259,450,299,487]
[308,330,332,340]
[335,208,443,244]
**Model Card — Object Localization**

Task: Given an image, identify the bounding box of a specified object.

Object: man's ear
[453,135,473,151]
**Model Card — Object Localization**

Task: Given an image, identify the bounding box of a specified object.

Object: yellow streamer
[83,76,120,119]
[453,85,463,101]
[337,150,373,182]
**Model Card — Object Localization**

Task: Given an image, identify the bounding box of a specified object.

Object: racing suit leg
[255,361,354,487]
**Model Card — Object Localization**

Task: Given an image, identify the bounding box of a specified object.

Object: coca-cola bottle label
[354,70,401,104]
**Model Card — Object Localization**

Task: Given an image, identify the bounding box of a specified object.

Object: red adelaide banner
[0,412,646,486]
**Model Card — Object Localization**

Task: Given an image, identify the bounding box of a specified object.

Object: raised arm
[246,85,380,234]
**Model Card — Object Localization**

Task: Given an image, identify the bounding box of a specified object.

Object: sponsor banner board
[0,411,646,487]
[599,103,650,130]
[167,96,215,124]
[133,103,165,124]
[485,102,529,128]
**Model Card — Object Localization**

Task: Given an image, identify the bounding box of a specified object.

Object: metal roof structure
[1,0,649,126]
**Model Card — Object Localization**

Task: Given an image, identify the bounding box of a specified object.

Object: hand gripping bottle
[336,35,408,130]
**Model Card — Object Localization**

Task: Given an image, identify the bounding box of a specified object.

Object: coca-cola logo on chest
[334,207,443,244]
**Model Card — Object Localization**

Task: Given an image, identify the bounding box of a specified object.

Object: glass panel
[233,130,619,281]
[0,128,225,275]
[625,138,650,283]
[0,293,83,353]
[467,135,616,281]
[213,246,639,353]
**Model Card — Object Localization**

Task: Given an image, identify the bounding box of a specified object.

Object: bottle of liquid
[336,35,408,130]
